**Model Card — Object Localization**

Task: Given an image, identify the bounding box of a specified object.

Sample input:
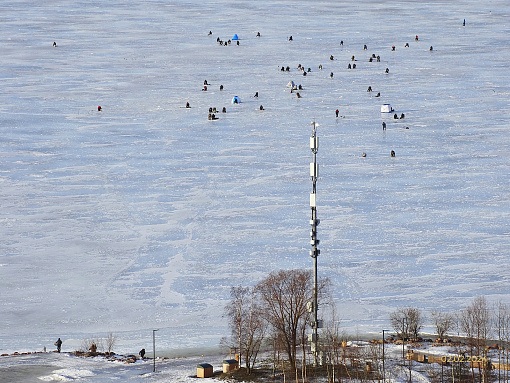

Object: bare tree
[225,285,266,374]
[242,297,267,373]
[320,303,345,382]
[105,332,116,355]
[390,307,424,340]
[459,296,492,383]
[495,302,510,382]
[255,269,314,372]
[431,311,455,341]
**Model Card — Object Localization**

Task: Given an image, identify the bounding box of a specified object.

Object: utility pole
[309,121,320,367]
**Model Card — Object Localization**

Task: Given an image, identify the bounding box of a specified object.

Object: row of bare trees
[225,270,510,383]
[224,269,331,374]
[390,296,510,345]
[391,297,510,383]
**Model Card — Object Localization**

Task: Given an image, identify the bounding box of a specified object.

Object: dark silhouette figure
[390,150,396,157]
[330,72,334,78]
[97,105,102,111]
[340,40,343,46]
[288,36,293,41]
[375,92,381,97]
[363,44,367,50]
[222,107,226,113]
[256,31,261,37]
[185,102,190,108]
[385,68,389,74]
[336,109,339,118]
[220,84,224,90]
[367,86,372,92]
[347,63,351,69]
[259,105,264,110]
[55,338,62,353]
[394,113,398,119]
[330,55,334,60]
[392,45,396,51]
[296,92,302,98]
[53,41,57,47]
[139,348,146,358]
[463,19,466,26]
[382,122,387,130]
[429,46,433,51]
[254,91,258,98]
[400,113,405,119]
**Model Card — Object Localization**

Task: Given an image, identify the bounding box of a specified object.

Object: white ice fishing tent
[380,103,394,113]
[231,95,241,104]
[287,80,295,88]
[232,34,239,40]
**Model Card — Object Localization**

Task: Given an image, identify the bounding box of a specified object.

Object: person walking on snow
[55,338,62,353]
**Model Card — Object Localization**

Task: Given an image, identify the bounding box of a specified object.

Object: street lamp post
[402,318,407,359]
[382,330,389,382]
[153,329,158,373]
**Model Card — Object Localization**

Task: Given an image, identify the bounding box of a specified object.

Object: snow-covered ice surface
[1,0,510,379]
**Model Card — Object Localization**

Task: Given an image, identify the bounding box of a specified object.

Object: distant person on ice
[139,348,146,359]
[55,338,62,353]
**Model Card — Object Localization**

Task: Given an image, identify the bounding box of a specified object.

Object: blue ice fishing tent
[232,34,239,41]
[231,95,241,104]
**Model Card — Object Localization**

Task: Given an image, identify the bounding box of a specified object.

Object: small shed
[222,359,239,373]
[197,363,214,378]
[380,103,394,113]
